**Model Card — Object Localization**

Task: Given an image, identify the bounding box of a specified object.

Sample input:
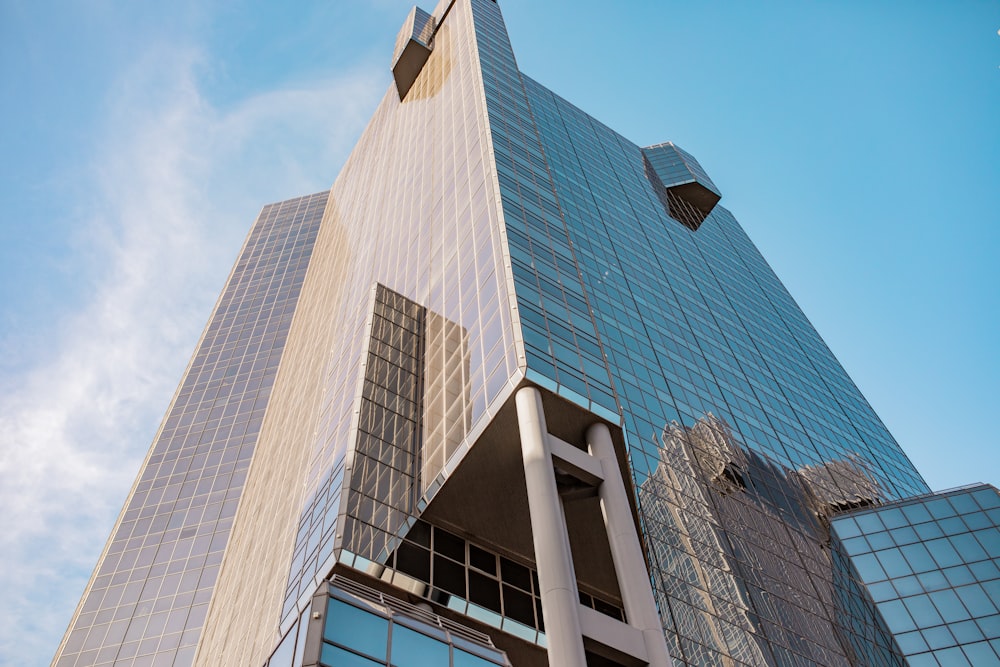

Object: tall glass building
[52,1,994,666]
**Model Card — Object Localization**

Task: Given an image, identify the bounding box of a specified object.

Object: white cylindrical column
[516,386,587,667]
[587,422,674,667]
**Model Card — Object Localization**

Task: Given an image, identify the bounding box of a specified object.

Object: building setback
[52,1,998,666]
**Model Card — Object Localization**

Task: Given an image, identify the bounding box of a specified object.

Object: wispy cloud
[0,41,383,665]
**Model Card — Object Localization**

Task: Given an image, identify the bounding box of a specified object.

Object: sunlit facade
[54,1,989,666]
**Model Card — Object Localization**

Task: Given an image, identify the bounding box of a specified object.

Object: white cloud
[0,41,384,665]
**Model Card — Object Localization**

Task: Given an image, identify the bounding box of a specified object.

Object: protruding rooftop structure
[643,142,722,230]
[391,6,436,100]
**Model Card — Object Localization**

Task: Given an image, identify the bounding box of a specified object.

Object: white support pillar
[587,422,674,667]
[515,386,587,667]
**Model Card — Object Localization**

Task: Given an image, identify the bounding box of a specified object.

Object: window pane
[325,600,388,661]
[390,624,449,666]
[321,643,383,667]
[453,648,501,666]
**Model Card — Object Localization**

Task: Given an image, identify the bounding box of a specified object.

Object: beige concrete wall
[192,0,518,663]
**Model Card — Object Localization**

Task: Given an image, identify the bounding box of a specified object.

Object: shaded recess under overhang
[419,381,643,615]
[643,141,722,231]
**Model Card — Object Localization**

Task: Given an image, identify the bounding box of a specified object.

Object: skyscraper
[51,1,997,666]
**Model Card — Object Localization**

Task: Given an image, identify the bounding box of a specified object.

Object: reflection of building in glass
[799,458,882,519]
[640,417,768,666]
[641,414,904,666]
[52,1,989,666]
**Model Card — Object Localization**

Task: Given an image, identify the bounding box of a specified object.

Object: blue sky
[1,1,997,664]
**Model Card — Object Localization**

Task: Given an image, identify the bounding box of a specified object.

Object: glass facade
[54,2,979,667]
[509,36,930,666]
[831,485,1000,666]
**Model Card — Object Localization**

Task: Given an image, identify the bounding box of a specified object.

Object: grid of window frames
[343,285,425,563]
[55,192,328,667]
[470,0,618,417]
[339,519,625,647]
[831,485,1000,667]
